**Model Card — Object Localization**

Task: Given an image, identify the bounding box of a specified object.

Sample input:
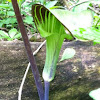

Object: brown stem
[11,0,44,100]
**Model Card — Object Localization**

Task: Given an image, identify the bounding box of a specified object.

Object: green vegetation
[31,1,100,99]
[32,4,74,82]
[0,0,35,40]
[0,0,57,41]
[73,27,100,44]
[0,0,100,43]
[1,0,100,100]
[71,0,100,44]
[0,28,21,40]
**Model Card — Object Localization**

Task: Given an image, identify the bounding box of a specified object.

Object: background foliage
[0,0,100,42]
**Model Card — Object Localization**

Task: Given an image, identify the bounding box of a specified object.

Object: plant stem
[11,0,44,100]
[18,40,46,100]
[88,6,100,15]
[44,81,50,100]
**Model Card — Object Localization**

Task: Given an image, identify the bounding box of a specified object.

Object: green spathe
[32,4,93,82]
[32,4,74,82]
[43,34,66,81]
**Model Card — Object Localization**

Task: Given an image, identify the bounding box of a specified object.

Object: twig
[24,23,32,35]
[63,0,71,10]
[24,23,32,29]
[0,27,8,31]
[18,40,46,100]
[88,6,100,15]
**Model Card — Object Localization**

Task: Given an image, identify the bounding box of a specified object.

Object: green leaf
[10,18,17,24]
[73,27,100,44]
[50,9,93,32]
[89,88,100,100]
[13,33,21,39]
[60,48,76,62]
[0,20,3,27]
[3,18,17,25]
[0,30,8,37]
[0,4,9,9]
[8,28,18,38]
[79,28,86,34]
[24,16,33,24]
[0,30,10,39]
[3,18,11,25]
[7,11,15,16]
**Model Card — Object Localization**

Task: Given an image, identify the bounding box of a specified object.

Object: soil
[0,40,100,100]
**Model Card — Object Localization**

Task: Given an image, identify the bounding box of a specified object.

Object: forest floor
[0,40,100,100]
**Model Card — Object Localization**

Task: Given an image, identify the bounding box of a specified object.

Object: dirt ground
[0,40,100,100]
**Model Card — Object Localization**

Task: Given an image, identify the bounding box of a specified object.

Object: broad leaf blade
[50,9,93,32]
